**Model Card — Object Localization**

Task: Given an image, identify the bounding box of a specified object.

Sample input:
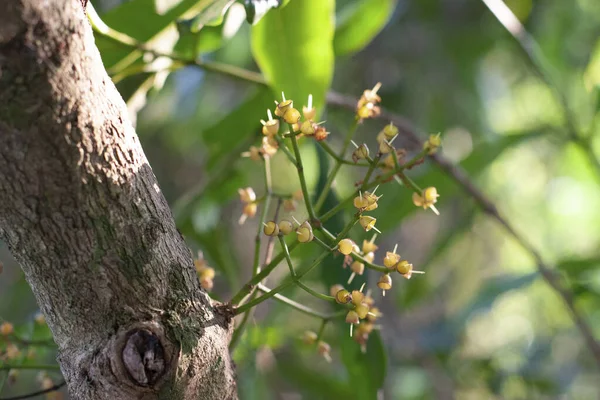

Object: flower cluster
[229,85,443,362]
[194,252,216,291]
[238,187,257,225]
[356,82,382,120]
[264,217,314,243]
[331,283,382,351]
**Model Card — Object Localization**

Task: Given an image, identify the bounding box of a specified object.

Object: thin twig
[0,380,66,400]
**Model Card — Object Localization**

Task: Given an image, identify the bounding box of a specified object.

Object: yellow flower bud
[355,303,370,319]
[351,290,365,306]
[423,133,442,154]
[261,136,278,157]
[318,340,332,362]
[363,251,375,263]
[263,221,279,236]
[338,238,357,255]
[423,187,439,204]
[238,187,256,203]
[396,260,411,275]
[362,239,378,254]
[261,119,280,136]
[278,219,294,235]
[346,310,360,325]
[359,215,377,232]
[377,274,392,290]
[351,261,364,275]
[300,120,315,135]
[335,289,351,304]
[283,107,301,124]
[367,307,382,322]
[302,330,317,345]
[330,284,344,298]
[275,99,293,117]
[381,123,398,140]
[199,267,215,280]
[352,144,370,163]
[0,322,14,336]
[296,221,314,243]
[353,194,370,209]
[383,251,400,269]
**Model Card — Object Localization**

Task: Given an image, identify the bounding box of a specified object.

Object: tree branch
[0,0,236,398]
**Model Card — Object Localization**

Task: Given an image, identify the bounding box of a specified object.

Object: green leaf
[251,0,335,113]
[277,351,353,398]
[201,87,274,168]
[339,329,387,399]
[557,257,600,276]
[334,0,397,56]
[179,0,234,32]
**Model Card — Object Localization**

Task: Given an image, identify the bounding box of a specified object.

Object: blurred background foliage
[2,0,600,398]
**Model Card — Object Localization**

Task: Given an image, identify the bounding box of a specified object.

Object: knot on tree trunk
[122,329,165,386]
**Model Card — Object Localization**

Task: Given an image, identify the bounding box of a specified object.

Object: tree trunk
[0,0,237,398]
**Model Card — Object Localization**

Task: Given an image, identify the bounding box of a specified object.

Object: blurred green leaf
[174,24,224,57]
[201,87,273,168]
[339,330,387,399]
[584,39,600,91]
[557,257,600,276]
[179,0,234,32]
[334,0,397,56]
[251,0,335,113]
[453,273,537,327]
[278,352,353,398]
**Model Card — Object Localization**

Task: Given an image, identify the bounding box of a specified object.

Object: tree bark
[0,0,237,398]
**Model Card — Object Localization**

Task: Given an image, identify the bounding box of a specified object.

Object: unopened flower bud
[352,144,370,163]
[278,219,294,235]
[296,221,314,243]
[263,221,279,236]
[283,107,301,124]
[338,239,357,255]
[359,215,377,232]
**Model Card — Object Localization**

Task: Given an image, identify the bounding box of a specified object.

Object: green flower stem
[315,318,328,343]
[279,236,297,277]
[253,159,273,276]
[273,135,297,165]
[0,364,61,371]
[234,250,331,315]
[256,284,332,319]
[314,120,359,212]
[361,153,382,191]
[403,149,428,169]
[295,280,336,303]
[397,171,423,194]
[318,141,370,167]
[311,235,334,252]
[288,124,317,222]
[230,241,300,304]
[235,216,359,315]
[318,226,388,273]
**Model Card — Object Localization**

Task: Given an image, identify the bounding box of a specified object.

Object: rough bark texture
[0,0,237,398]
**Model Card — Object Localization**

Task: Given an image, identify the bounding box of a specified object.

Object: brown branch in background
[0,380,66,400]
[327,91,600,369]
